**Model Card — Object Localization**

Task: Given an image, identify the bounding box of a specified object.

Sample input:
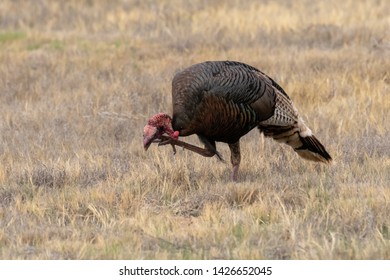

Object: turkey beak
[143,136,154,151]
[143,125,158,151]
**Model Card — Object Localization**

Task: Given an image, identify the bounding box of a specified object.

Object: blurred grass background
[0,0,389,259]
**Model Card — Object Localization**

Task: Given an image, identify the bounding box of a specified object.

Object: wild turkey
[143,61,332,180]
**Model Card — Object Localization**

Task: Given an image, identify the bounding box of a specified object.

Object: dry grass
[0,0,389,259]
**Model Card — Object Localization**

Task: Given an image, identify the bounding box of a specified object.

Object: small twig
[98,111,132,120]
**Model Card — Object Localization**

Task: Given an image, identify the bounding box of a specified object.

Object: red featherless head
[143,113,179,151]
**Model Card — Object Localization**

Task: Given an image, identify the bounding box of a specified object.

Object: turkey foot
[157,136,177,154]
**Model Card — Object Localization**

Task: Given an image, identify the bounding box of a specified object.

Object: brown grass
[0,0,389,259]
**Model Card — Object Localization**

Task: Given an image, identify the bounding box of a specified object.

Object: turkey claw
[158,136,177,155]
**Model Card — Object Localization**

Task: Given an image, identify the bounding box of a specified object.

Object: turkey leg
[228,141,241,181]
[158,135,223,161]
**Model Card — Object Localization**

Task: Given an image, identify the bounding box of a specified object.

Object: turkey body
[172,61,278,143]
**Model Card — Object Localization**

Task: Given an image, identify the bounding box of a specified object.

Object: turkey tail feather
[295,134,332,163]
[259,122,332,163]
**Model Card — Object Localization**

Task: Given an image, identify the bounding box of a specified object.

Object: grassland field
[0,0,389,259]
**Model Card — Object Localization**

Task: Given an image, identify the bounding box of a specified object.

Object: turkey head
[143,113,179,150]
